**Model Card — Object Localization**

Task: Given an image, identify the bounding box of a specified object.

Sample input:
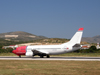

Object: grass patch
[53,53,100,57]
[0,60,100,75]
[0,53,16,56]
[1,53,100,57]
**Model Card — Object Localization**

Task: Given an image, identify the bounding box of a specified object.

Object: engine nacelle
[25,52,33,56]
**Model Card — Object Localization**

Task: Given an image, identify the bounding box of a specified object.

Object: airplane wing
[32,49,49,56]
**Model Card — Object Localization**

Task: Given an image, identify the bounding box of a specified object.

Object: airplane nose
[12,50,15,53]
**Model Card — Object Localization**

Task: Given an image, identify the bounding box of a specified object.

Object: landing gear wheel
[40,55,44,58]
[47,55,50,58]
[19,55,21,58]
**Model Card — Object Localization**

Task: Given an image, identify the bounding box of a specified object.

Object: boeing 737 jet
[12,28,84,58]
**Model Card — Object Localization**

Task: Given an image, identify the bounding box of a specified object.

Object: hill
[0,31,100,43]
[82,35,100,43]
[0,31,47,41]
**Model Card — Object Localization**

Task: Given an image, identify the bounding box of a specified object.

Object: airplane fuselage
[12,44,80,57]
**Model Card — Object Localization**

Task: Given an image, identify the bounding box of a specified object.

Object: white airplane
[12,28,84,58]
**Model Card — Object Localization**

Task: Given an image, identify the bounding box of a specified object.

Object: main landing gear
[40,55,44,58]
[40,55,50,58]
[47,55,50,58]
[18,55,50,58]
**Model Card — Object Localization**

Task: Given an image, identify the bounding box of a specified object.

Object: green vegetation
[29,38,69,43]
[0,48,13,53]
[0,53,15,56]
[0,38,27,46]
[75,46,100,53]
[0,38,27,53]
[0,45,13,53]
[0,60,99,75]
[0,38,69,46]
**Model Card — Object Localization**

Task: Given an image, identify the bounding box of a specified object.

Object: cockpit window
[14,48,16,50]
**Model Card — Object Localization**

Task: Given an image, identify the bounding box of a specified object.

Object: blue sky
[0,0,100,39]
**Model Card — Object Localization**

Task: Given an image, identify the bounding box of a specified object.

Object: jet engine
[25,52,33,56]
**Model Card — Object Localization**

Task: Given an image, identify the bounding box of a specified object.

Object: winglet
[78,28,84,31]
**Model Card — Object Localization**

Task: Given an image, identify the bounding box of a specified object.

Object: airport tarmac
[0,56,100,61]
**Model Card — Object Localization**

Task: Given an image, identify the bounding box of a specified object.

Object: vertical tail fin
[62,28,84,46]
[69,28,84,44]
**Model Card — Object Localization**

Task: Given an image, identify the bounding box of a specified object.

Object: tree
[88,46,97,53]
